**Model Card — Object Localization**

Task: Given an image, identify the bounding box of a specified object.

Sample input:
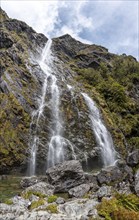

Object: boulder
[127,150,139,167]
[20,176,48,188]
[97,162,133,186]
[135,169,139,196]
[23,182,54,196]
[97,186,112,199]
[58,198,98,219]
[46,160,85,192]
[68,184,90,198]
[56,197,65,204]
[115,181,132,195]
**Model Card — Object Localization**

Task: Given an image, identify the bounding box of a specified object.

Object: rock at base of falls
[20,176,48,188]
[97,160,133,186]
[127,149,139,167]
[46,160,86,192]
[23,182,54,196]
[68,184,91,198]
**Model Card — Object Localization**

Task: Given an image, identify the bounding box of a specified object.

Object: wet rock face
[46,160,86,192]
[0,8,48,174]
[127,149,139,167]
[97,162,133,186]
[0,32,13,49]
[1,7,139,175]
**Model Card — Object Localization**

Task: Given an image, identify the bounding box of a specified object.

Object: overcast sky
[1,0,139,60]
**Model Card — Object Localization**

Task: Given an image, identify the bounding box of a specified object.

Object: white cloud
[1,0,138,59]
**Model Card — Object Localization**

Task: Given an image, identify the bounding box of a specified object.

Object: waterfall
[82,93,116,167]
[29,39,52,176]
[29,39,76,175]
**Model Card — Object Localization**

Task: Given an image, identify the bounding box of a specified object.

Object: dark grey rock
[127,150,139,167]
[56,197,65,204]
[69,184,90,198]
[97,163,133,186]
[23,182,54,196]
[46,160,85,192]
[0,80,9,93]
[135,169,139,196]
[115,181,132,195]
[97,186,112,199]
[20,176,48,188]
[0,31,13,49]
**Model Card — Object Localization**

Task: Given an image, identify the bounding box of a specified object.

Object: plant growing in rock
[46,204,58,213]
[47,195,58,203]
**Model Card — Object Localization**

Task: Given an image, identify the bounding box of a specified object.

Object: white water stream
[29,39,75,175]
[29,40,117,176]
[82,93,116,167]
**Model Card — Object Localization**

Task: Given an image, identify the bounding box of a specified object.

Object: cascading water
[82,93,116,167]
[47,74,65,168]
[29,39,76,175]
[29,39,52,176]
[47,79,77,168]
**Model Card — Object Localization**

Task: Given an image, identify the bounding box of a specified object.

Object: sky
[1,0,139,60]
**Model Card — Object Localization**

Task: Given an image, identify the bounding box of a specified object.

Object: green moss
[70,54,139,154]
[4,199,13,205]
[22,190,46,199]
[47,195,58,203]
[46,204,58,214]
[0,92,31,171]
[29,199,45,210]
[55,193,69,200]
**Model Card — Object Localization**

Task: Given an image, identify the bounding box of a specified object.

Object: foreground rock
[20,176,48,188]
[58,198,98,219]
[69,184,90,198]
[23,181,54,196]
[46,160,86,192]
[135,169,139,196]
[0,197,98,220]
[97,161,133,186]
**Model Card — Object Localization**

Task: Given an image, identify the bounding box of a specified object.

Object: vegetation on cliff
[0,7,47,173]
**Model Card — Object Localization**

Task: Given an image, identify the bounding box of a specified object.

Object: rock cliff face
[0,8,139,174]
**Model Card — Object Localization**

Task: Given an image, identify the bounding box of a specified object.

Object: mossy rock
[0,92,30,173]
[21,190,46,200]
[29,198,45,210]
[46,204,58,214]
[47,195,58,203]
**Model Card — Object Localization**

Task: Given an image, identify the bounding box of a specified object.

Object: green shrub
[47,195,58,203]
[46,204,58,213]
[22,190,46,199]
[29,199,45,210]
[4,199,13,205]
[97,194,139,220]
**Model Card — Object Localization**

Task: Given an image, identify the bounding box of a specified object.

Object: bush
[46,204,58,213]
[97,194,139,220]
[29,199,45,210]
[47,195,58,203]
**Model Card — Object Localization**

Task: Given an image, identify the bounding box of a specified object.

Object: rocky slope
[0,160,139,219]
[0,7,139,175]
